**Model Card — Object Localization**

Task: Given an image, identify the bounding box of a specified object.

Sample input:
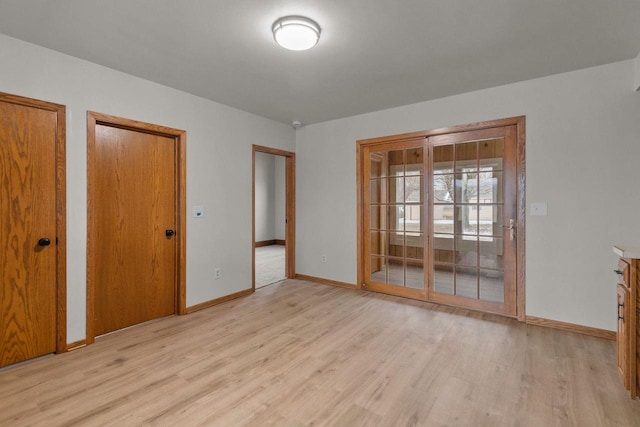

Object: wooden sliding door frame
[357,116,526,321]
[86,112,186,345]
[252,145,296,290]
[0,92,67,353]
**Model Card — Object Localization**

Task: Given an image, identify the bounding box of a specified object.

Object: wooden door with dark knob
[0,96,59,367]
[91,120,177,336]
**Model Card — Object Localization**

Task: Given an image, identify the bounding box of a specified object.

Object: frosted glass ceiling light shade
[272,16,320,51]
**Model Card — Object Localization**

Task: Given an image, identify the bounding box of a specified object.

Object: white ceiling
[0,1,639,125]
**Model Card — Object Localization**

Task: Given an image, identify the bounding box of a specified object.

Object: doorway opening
[252,145,295,289]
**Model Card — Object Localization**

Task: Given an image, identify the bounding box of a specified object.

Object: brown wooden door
[92,124,177,336]
[0,98,58,367]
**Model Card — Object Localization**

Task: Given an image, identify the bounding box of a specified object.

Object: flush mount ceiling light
[272,16,321,51]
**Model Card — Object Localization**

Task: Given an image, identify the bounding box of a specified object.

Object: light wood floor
[255,244,285,288]
[1,279,639,426]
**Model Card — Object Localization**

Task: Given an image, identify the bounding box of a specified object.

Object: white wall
[255,152,276,242]
[296,59,640,331]
[275,156,286,240]
[254,152,286,242]
[0,34,295,343]
[2,32,636,341]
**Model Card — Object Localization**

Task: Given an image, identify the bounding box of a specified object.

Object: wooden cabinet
[613,247,639,399]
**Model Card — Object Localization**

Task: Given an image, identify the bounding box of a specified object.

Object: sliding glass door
[359,121,521,317]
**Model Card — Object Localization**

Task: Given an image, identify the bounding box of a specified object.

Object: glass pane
[455,173,478,204]
[433,266,454,295]
[406,261,424,289]
[480,269,504,303]
[370,153,386,178]
[478,171,502,204]
[433,236,454,263]
[433,145,453,174]
[456,205,478,235]
[478,139,504,169]
[369,179,387,204]
[390,205,404,231]
[405,175,422,203]
[370,256,387,282]
[404,205,422,233]
[370,205,383,230]
[478,205,502,237]
[455,236,478,266]
[389,232,404,257]
[455,142,478,171]
[370,231,387,256]
[479,238,504,269]
[389,177,404,203]
[406,236,423,260]
[405,148,424,174]
[388,150,405,173]
[433,174,454,203]
[370,150,408,177]
[433,205,454,234]
[456,266,478,299]
[480,157,503,171]
[387,259,404,286]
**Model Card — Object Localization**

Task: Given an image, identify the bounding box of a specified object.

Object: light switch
[531,202,547,216]
[192,205,204,218]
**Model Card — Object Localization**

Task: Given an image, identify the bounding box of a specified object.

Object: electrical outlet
[321,254,327,263]
[214,268,221,279]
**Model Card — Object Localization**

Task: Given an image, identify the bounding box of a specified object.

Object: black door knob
[165,229,175,237]
[38,237,51,247]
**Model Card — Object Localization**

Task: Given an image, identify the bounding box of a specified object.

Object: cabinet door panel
[617,259,630,287]
[617,284,629,390]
